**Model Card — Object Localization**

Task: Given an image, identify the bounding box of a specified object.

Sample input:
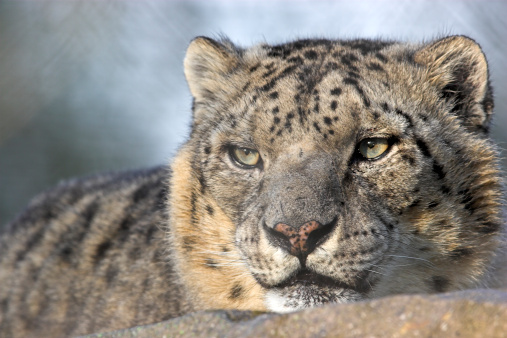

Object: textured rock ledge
[84,289,507,338]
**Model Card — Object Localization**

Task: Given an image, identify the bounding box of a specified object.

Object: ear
[184,36,241,102]
[414,35,493,133]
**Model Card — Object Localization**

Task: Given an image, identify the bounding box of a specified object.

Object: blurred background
[1,0,506,229]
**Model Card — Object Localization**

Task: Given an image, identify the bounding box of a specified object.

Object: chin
[263,270,368,313]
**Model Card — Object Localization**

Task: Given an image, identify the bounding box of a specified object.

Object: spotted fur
[0,35,505,336]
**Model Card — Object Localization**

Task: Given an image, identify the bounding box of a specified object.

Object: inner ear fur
[184,36,241,102]
[414,35,493,133]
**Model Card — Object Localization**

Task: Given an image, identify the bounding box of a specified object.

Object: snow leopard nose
[267,218,336,260]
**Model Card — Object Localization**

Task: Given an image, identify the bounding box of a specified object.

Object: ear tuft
[184,37,241,101]
[414,35,493,133]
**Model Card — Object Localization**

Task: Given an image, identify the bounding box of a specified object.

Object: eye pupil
[231,146,260,168]
[358,138,389,160]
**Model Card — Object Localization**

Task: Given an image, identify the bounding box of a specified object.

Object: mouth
[265,269,369,312]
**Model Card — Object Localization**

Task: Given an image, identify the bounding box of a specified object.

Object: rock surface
[84,289,507,338]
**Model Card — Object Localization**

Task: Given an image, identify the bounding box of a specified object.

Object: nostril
[265,217,337,257]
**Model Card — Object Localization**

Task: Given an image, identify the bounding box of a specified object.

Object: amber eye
[358,138,389,159]
[230,146,260,168]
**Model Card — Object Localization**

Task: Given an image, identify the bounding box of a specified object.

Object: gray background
[1,0,506,229]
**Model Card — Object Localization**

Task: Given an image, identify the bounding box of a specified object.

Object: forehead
[233,40,415,149]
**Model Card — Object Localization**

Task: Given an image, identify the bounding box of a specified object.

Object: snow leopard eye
[230,146,261,168]
[358,138,390,160]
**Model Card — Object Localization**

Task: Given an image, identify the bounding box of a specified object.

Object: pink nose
[273,221,323,256]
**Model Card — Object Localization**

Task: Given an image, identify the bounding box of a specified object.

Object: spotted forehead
[239,40,403,146]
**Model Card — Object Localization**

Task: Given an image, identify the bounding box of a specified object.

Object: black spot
[313,122,322,133]
[260,78,277,92]
[304,50,318,60]
[416,139,431,157]
[94,240,112,266]
[330,101,337,111]
[205,258,220,269]
[408,199,420,208]
[348,71,360,78]
[394,109,414,128]
[330,88,342,96]
[428,201,439,209]
[323,117,332,125]
[269,91,279,99]
[105,266,118,284]
[375,52,388,63]
[313,102,320,113]
[432,161,446,180]
[249,64,260,72]
[343,77,370,107]
[401,154,415,166]
[190,192,197,226]
[229,283,244,299]
[274,117,281,124]
[204,147,211,154]
[206,205,214,216]
[440,185,451,195]
[449,247,473,259]
[262,68,276,79]
[367,62,384,71]
[476,221,500,234]
[182,236,196,252]
[328,130,335,135]
[287,56,304,64]
[145,224,157,244]
[431,276,450,292]
[372,111,380,120]
[381,102,389,111]
[272,107,279,114]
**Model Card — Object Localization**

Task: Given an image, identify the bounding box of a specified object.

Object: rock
[83,289,507,338]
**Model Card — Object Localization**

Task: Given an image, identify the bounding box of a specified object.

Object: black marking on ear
[205,258,220,269]
[430,276,450,292]
[229,283,244,299]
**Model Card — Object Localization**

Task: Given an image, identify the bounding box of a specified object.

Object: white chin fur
[265,290,305,313]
